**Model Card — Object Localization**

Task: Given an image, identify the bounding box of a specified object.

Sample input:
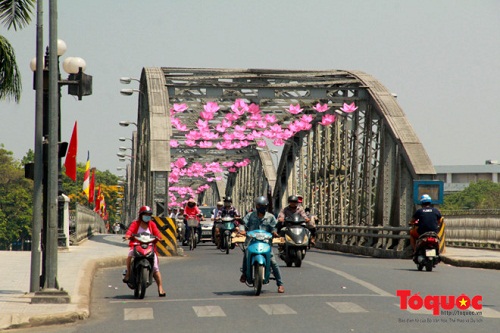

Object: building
[435,160,500,194]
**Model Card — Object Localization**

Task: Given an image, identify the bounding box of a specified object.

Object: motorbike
[185,215,201,251]
[279,214,310,267]
[413,231,440,271]
[241,229,273,296]
[217,216,237,254]
[175,218,185,245]
[123,232,158,299]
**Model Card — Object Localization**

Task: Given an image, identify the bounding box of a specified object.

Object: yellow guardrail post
[152,216,179,256]
[438,221,446,254]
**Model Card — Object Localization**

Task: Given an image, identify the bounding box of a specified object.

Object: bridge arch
[128,68,435,232]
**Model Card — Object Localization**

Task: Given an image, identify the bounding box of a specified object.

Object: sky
[1,0,499,175]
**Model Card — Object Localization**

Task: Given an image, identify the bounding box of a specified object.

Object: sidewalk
[0,236,499,331]
[0,234,128,330]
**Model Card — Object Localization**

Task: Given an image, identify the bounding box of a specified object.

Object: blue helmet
[420,194,432,204]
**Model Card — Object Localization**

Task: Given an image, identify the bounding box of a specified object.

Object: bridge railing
[443,213,500,249]
[317,214,500,256]
[316,225,411,258]
[69,204,106,245]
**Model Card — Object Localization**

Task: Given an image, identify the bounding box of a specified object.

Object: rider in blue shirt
[410,194,443,253]
[239,196,284,293]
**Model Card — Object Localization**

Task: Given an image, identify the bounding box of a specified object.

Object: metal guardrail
[316,225,411,258]
[316,215,500,257]
[445,216,500,249]
[69,204,106,245]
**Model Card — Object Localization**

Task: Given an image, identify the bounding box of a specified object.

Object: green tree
[442,180,500,210]
[0,146,33,249]
[0,0,35,102]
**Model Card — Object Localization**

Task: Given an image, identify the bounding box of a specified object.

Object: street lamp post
[119,120,138,127]
[29,39,92,300]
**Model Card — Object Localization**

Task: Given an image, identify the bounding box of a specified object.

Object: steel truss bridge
[122,67,436,257]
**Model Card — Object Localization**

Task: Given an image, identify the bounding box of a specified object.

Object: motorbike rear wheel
[225,234,231,254]
[253,263,264,296]
[425,261,433,272]
[189,229,195,251]
[139,268,148,299]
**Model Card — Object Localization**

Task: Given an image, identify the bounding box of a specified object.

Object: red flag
[89,168,95,203]
[94,185,101,212]
[64,121,78,181]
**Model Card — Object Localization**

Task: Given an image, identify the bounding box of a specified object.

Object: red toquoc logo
[397,290,482,316]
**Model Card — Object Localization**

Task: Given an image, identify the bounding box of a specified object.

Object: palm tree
[0,0,35,103]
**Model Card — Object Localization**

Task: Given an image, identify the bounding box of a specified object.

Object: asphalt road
[11,243,500,333]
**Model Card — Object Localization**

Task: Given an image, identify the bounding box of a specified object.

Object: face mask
[256,206,267,214]
[142,215,152,222]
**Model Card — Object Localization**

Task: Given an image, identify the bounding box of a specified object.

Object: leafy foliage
[0,0,35,102]
[0,0,35,30]
[442,180,500,210]
[0,144,122,249]
[0,146,33,249]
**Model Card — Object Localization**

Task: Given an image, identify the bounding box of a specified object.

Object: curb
[440,256,500,270]
[2,256,125,331]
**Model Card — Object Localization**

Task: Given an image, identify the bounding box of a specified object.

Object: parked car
[199,206,215,243]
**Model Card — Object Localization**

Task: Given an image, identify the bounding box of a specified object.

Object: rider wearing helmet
[220,196,241,218]
[278,195,310,228]
[183,198,203,244]
[123,205,166,297]
[409,194,444,254]
[239,196,284,293]
[213,196,241,248]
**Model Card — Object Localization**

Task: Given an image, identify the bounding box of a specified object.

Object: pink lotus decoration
[215,124,227,133]
[320,114,336,126]
[264,114,277,123]
[200,111,215,120]
[185,139,197,147]
[313,103,329,112]
[199,141,213,148]
[170,140,179,148]
[204,101,220,113]
[287,104,303,114]
[231,99,249,115]
[172,103,188,114]
[257,140,267,147]
[340,102,358,113]
[248,103,261,114]
[225,113,239,121]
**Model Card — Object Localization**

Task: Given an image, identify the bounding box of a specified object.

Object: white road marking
[306,261,393,297]
[259,304,297,315]
[479,307,500,319]
[193,305,226,317]
[124,307,154,320]
[109,294,382,304]
[327,302,368,313]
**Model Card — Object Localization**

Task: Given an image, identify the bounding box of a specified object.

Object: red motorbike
[124,232,158,299]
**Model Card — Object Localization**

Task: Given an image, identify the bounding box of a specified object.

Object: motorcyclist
[278,195,310,227]
[409,194,444,254]
[211,201,224,243]
[239,196,285,293]
[183,198,203,244]
[214,196,241,248]
[123,205,166,297]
